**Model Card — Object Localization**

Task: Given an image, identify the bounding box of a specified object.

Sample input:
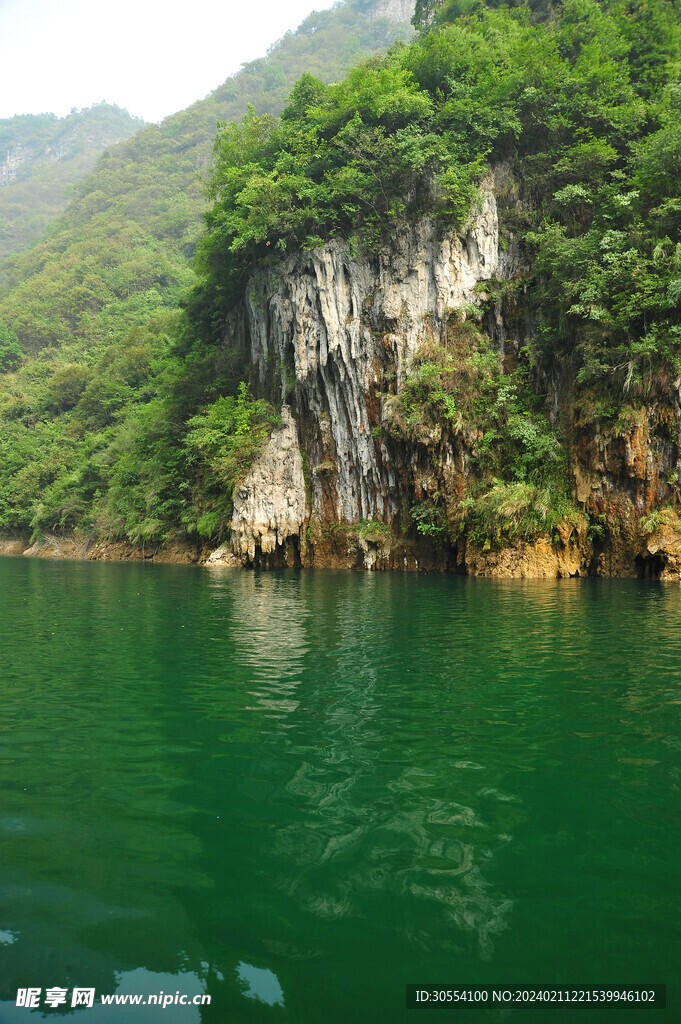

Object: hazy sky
[0,0,336,123]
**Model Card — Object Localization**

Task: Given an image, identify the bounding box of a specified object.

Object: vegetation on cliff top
[194,0,680,379]
[188,0,680,547]
[0,0,679,550]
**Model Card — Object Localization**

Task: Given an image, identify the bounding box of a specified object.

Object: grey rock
[227,177,515,545]
[230,406,308,563]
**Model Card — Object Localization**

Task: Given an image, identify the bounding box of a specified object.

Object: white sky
[0,0,337,123]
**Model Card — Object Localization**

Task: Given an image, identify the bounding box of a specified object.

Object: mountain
[0,0,415,542]
[0,104,145,273]
[3,0,680,579]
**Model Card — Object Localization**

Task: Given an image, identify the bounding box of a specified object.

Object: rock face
[7,533,207,564]
[0,145,28,188]
[0,109,142,189]
[463,535,588,580]
[569,393,681,578]
[243,177,508,519]
[212,168,681,578]
[0,139,83,187]
[219,174,520,567]
[370,0,415,21]
[230,406,308,565]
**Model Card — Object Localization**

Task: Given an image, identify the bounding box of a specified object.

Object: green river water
[0,557,678,1023]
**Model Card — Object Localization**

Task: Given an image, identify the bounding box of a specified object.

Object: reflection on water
[0,968,207,1023]
[0,560,679,1022]
[236,962,284,1007]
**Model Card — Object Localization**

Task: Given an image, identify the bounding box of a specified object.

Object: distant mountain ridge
[0,104,145,269]
[0,0,414,281]
[0,105,144,186]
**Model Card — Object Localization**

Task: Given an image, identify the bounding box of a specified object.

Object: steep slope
[3,0,681,580]
[0,105,145,274]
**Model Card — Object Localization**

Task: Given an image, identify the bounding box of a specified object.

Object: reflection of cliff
[274,766,514,960]
[219,572,519,963]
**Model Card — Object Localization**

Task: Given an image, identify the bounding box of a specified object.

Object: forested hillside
[1,0,680,575]
[0,104,145,274]
[0,0,412,350]
[0,0,413,541]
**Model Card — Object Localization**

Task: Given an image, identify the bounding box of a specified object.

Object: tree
[0,325,22,373]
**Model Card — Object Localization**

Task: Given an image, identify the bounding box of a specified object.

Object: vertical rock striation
[215,170,680,577]
[224,177,518,565]
[370,0,416,21]
[230,406,308,565]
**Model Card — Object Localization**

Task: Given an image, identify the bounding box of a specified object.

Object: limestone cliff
[369,0,416,20]
[215,169,681,579]
[568,391,681,579]
[230,406,308,565]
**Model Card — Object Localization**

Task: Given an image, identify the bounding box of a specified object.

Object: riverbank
[2,526,680,579]
[0,534,211,565]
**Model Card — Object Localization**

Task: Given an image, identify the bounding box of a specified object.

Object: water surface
[0,559,678,1022]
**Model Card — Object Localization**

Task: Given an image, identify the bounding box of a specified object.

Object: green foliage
[386,318,574,548]
[322,518,349,540]
[457,355,582,549]
[639,506,679,537]
[0,325,22,373]
[44,363,92,414]
[197,25,515,317]
[410,496,448,538]
[0,105,145,276]
[388,343,460,438]
[312,459,337,476]
[95,398,187,545]
[520,4,681,388]
[1,0,680,551]
[183,384,280,539]
[194,0,681,372]
[356,518,391,544]
[586,511,607,543]
[412,0,440,29]
[472,369,563,484]
[460,482,585,549]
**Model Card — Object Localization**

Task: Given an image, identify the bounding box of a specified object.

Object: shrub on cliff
[183,384,280,540]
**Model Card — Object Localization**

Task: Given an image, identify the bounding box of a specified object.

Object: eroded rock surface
[212,163,681,577]
[230,406,308,565]
[224,178,515,563]
[371,0,415,20]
